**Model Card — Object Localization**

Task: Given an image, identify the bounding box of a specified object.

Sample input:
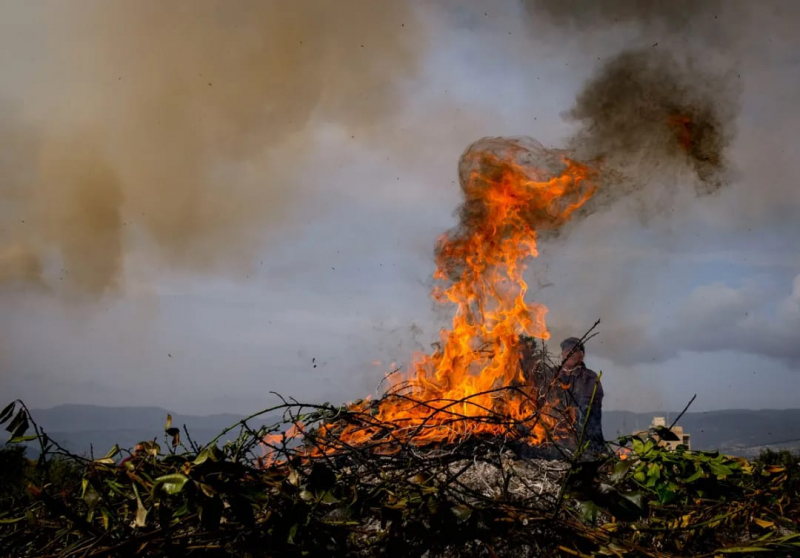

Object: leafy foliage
[0,399,798,557]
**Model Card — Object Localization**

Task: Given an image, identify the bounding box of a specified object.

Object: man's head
[560,337,585,369]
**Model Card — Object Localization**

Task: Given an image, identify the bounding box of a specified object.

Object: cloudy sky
[1,1,799,415]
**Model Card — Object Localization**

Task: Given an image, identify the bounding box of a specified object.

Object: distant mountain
[20,404,279,458]
[12,405,800,459]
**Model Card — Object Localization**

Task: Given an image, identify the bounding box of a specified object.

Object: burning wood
[260,139,603,465]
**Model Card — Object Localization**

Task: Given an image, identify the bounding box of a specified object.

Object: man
[557,337,605,455]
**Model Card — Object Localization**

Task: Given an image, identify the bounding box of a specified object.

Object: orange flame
[261,140,600,463]
[339,142,597,448]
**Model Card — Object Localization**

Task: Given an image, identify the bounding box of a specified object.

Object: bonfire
[260,137,602,468]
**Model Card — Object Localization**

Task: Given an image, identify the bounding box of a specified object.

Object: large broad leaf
[656,484,678,505]
[193,445,223,466]
[8,435,38,444]
[451,505,473,522]
[684,466,705,483]
[610,460,634,484]
[10,415,29,440]
[0,402,15,424]
[6,409,27,435]
[593,484,647,522]
[653,426,680,441]
[152,474,189,496]
[708,461,735,478]
[577,500,600,523]
[83,485,101,510]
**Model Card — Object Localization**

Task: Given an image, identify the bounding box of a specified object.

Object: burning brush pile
[256,47,742,470]
[4,50,799,557]
[261,137,601,467]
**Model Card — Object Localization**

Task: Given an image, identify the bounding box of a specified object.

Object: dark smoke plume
[567,48,739,195]
[449,46,739,253]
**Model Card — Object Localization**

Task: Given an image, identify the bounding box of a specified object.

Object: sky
[1,1,799,415]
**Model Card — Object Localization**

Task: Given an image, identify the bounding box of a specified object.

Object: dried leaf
[753,518,774,529]
[135,500,147,527]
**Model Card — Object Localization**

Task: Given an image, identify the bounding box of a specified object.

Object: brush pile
[1,397,799,558]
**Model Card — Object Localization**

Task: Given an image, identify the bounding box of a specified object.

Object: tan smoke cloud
[0,1,424,294]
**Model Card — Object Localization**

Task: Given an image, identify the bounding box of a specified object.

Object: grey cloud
[592,275,800,366]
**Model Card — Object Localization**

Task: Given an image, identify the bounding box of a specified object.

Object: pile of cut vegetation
[1,399,798,557]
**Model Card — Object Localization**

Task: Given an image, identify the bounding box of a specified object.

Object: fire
[339,139,598,448]
[262,138,600,463]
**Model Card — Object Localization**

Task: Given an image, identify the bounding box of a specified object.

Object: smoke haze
[0,0,423,294]
[2,1,799,414]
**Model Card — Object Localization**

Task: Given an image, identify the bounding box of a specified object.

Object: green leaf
[684,466,704,483]
[709,461,735,478]
[0,402,15,424]
[6,409,26,434]
[632,438,644,455]
[451,505,473,522]
[152,474,189,496]
[577,500,600,523]
[610,460,634,484]
[299,490,314,501]
[653,426,680,441]
[193,445,222,465]
[198,483,216,498]
[83,485,101,510]
[321,491,339,504]
[8,435,38,443]
[9,415,29,441]
[656,485,677,505]
[104,444,120,459]
[619,490,644,510]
